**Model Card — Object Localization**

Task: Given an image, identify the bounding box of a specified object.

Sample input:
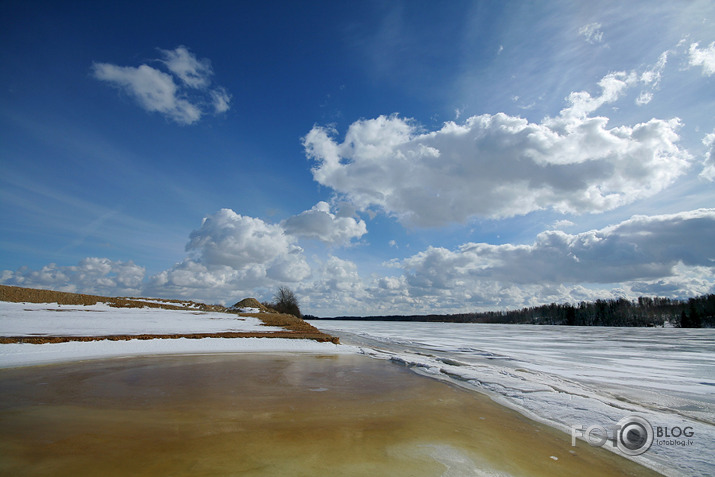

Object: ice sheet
[314,321,715,477]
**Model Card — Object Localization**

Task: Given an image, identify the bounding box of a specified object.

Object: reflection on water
[0,354,660,476]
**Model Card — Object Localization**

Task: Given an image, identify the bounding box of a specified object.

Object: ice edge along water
[313,321,715,477]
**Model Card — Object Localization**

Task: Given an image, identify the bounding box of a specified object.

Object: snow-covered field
[313,320,715,477]
[0,302,350,368]
[0,301,284,336]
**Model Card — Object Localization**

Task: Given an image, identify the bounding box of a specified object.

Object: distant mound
[230,298,273,313]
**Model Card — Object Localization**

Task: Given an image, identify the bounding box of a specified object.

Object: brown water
[0,354,660,476]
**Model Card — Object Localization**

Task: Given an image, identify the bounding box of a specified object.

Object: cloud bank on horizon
[4,209,715,314]
[1,2,714,315]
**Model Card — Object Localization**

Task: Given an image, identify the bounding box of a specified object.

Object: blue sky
[2,0,714,315]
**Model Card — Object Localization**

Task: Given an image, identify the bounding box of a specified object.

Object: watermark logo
[615,416,654,456]
[571,415,654,456]
[572,415,695,456]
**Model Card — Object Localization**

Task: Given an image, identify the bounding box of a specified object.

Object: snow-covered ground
[0,337,351,368]
[0,302,353,368]
[0,301,284,336]
[313,320,715,477]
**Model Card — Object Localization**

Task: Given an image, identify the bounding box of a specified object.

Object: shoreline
[316,323,715,477]
[0,337,354,369]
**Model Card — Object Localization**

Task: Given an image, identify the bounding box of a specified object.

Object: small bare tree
[273,286,301,318]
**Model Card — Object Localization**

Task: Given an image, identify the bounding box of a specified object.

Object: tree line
[307,294,715,328]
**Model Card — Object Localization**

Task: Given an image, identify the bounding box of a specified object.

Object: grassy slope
[0,285,338,344]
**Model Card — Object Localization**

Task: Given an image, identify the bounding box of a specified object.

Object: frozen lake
[312,321,715,477]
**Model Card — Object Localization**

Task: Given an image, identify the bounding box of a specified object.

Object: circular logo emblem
[616,415,653,456]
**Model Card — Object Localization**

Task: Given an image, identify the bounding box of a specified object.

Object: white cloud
[282,201,367,245]
[211,87,232,114]
[160,45,212,88]
[1,258,145,296]
[640,52,668,86]
[304,70,690,227]
[92,63,201,125]
[701,130,715,181]
[145,209,310,302]
[688,41,715,76]
[635,91,653,106]
[551,220,575,229]
[92,46,230,124]
[297,256,368,315]
[185,209,310,280]
[4,210,713,314]
[635,52,668,105]
[398,208,715,287]
[578,22,604,44]
[361,209,715,312]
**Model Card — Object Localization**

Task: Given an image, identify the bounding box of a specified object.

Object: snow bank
[0,337,355,368]
[236,307,260,314]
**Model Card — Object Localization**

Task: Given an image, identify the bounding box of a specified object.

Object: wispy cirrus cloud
[701,130,715,182]
[92,46,231,125]
[688,41,715,76]
[578,22,604,44]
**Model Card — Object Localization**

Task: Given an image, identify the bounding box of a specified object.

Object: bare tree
[273,286,301,318]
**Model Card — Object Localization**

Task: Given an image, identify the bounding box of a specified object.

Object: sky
[1,0,714,316]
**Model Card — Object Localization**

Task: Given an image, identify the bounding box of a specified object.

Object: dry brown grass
[0,285,338,344]
[231,297,275,313]
[243,312,339,344]
[0,285,223,311]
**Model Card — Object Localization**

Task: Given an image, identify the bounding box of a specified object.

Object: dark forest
[308,294,715,328]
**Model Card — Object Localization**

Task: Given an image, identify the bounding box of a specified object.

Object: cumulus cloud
[311,209,713,313]
[1,258,145,296]
[145,209,310,302]
[688,41,715,76]
[92,46,230,124]
[304,70,690,226]
[578,22,604,44]
[4,210,713,314]
[301,211,714,314]
[282,201,367,245]
[298,256,367,314]
[397,208,715,291]
[184,208,310,282]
